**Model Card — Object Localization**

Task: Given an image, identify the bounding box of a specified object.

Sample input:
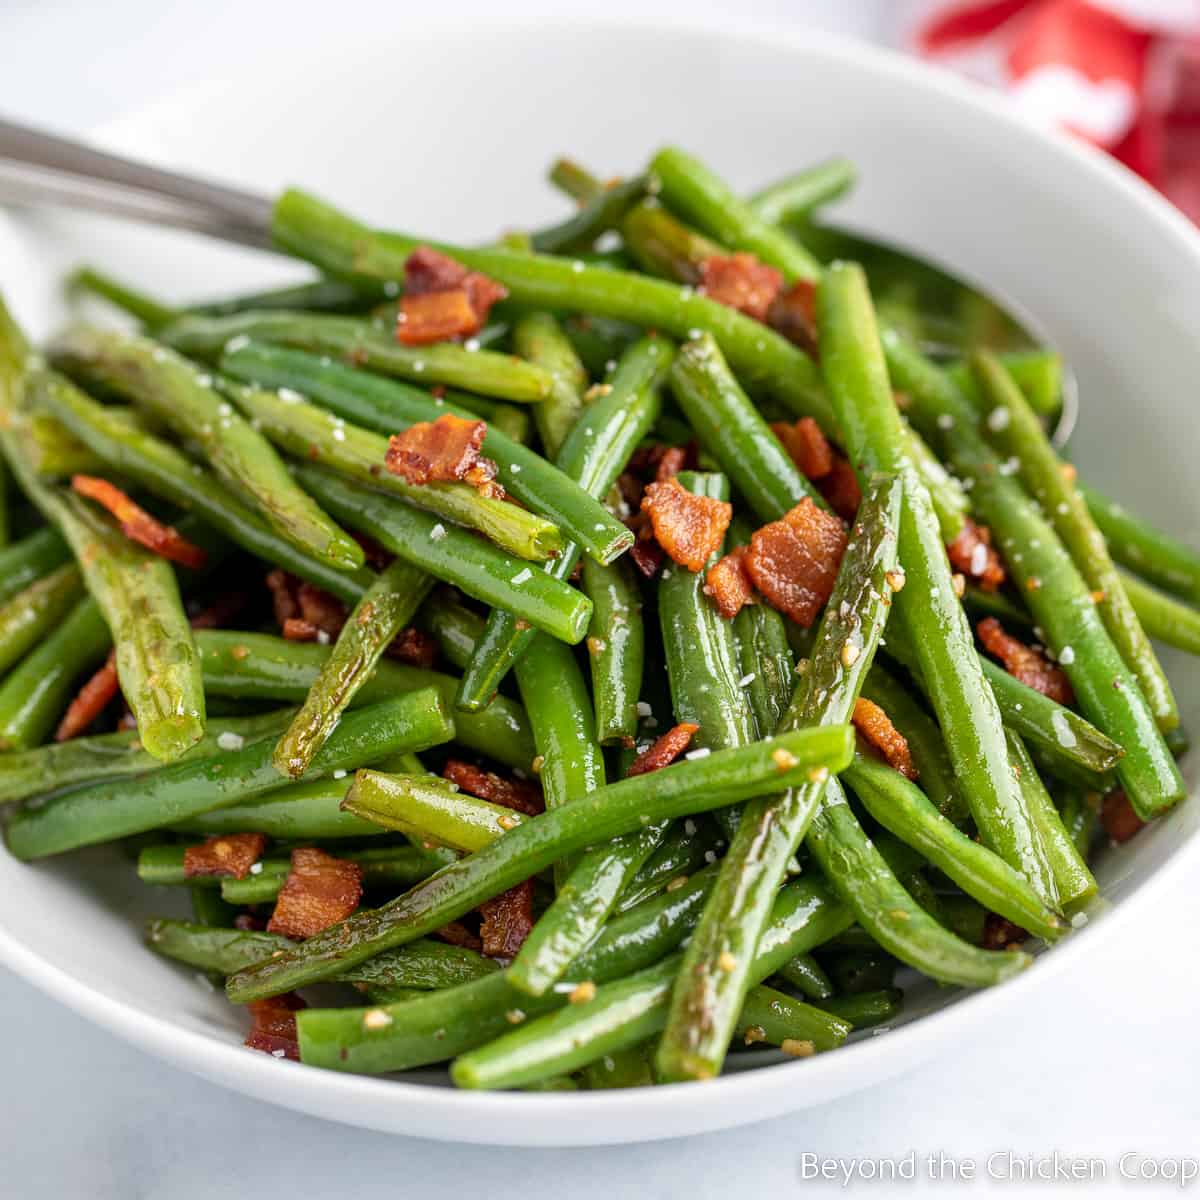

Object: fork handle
[0,116,274,248]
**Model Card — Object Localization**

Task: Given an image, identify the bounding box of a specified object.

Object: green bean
[295,464,591,644]
[1120,568,1200,655]
[668,333,823,519]
[548,159,605,202]
[773,953,834,1001]
[531,175,646,256]
[189,885,238,929]
[511,312,588,457]
[1057,789,1100,860]
[975,351,1176,731]
[948,349,1064,420]
[580,556,644,746]
[338,938,500,990]
[819,263,1048,882]
[621,199,721,283]
[0,562,81,676]
[416,590,482,671]
[615,819,716,913]
[747,158,857,226]
[173,779,382,841]
[269,190,829,422]
[656,473,900,1083]
[0,526,70,605]
[579,1043,655,1089]
[961,584,1033,629]
[273,560,434,778]
[295,866,722,1073]
[50,328,362,571]
[456,337,670,709]
[650,146,824,284]
[28,371,375,604]
[68,266,180,328]
[845,755,1067,938]
[808,778,1032,986]
[659,471,757,750]
[1004,730,1097,911]
[1,419,205,762]
[224,379,562,561]
[0,710,295,805]
[1081,483,1200,603]
[0,596,110,750]
[736,984,852,1051]
[812,989,903,1029]
[904,423,969,540]
[190,277,386,319]
[6,692,452,860]
[158,311,553,404]
[225,725,855,1002]
[219,343,630,566]
[195,630,534,770]
[452,877,853,1089]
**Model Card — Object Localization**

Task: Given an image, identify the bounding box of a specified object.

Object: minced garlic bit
[717,951,737,972]
[885,568,906,593]
[1090,589,1106,604]
[531,754,545,774]
[840,641,861,669]
[665,875,689,892]
[951,572,966,599]
[231,644,250,660]
[568,981,597,1005]
[795,657,811,675]
[781,1038,816,1058]
[505,1009,526,1025]
[216,731,245,752]
[497,813,520,831]
[587,637,606,657]
[743,1024,768,1046]
[363,1008,393,1031]
[807,765,830,784]
[1026,576,1042,591]
[771,747,799,770]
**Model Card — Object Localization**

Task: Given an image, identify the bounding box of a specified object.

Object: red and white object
[898,1,1200,218]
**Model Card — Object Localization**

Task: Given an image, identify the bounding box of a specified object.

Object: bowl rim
[3,13,1200,1143]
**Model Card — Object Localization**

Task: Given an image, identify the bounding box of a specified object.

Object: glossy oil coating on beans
[581,555,645,746]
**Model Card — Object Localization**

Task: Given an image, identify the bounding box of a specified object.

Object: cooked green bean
[512,312,588,457]
[813,989,904,1029]
[0,526,71,605]
[1120,568,1200,655]
[0,562,81,676]
[173,779,382,841]
[531,175,646,255]
[581,555,645,746]
[747,158,857,225]
[773,953,835,1001]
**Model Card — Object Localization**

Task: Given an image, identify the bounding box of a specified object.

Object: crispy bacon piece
[852,698,919,781]
[385,413,502,498]
[388,626,439,668]
[234,912,268,932]
[771,417,834,481]
[977,617,1074,705]
[479,878,536,960]
[640,477,732,573]
[628,532,665,579]
[282,617,322,642]
[625,722,700,777]
[767,279,819,353]
[697,253,783,322]
[267,848,364,939]
[245,992,306,1060]
[981,914,1029,951]
[744,498,848,627]
[183,832,267,880]
[442,759,544,816]
[266,569,300,625]
[1101,790,1145,844]
[55,651,120,741]
[268,571,346,642]
[704,545,755,620]
[817,457,862,522]
[71,475,207,568]
[654,446,688,482]
[434,921,483,951]
[397,246,507,346]
[947,518,1006,591]
[189,591,250,630]
[297,583,346,636]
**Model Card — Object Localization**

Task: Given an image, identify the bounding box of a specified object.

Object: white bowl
[2,18,1199,1147]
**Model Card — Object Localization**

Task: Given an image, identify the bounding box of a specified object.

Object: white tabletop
[2,3,1199,1195]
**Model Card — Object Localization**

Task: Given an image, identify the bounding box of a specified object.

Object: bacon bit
[271,571,347,642]
[297,583,347,637]
[71,475,208,568]
[434,921,483,952]
[479,878,535,960]
[183,833,267,880]
[55,651,120,741]
[266,569,300,625]
[387,626,439,668]
[245,992,306,1060]
[852,698,919,781]
[397,246,507,346]
[697,253,783,322]
[946,518,1006,592]
[1100,790,1145,844]
[442,759,544,816]
[385,413,502,498]
[767,279,819,353]
[744,499,848,627]
[704,545,755,620]
[351,530,393,570]
[282,617,321,642]
[977,617,1074,704]
[654,446,688,482]
[816,457,863,522]
[771,417,834,481]
[267,848,364,939]
[234,912,268,932]
[981,914,1029,951]
[188,591,250,630]
[640,477,732,572]
[625,722,700,777]
[628,535,665,579]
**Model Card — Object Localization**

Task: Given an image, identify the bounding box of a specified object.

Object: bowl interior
[1,20,1199,1144]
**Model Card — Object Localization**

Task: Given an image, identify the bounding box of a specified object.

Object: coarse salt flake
[217,731,245,751]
